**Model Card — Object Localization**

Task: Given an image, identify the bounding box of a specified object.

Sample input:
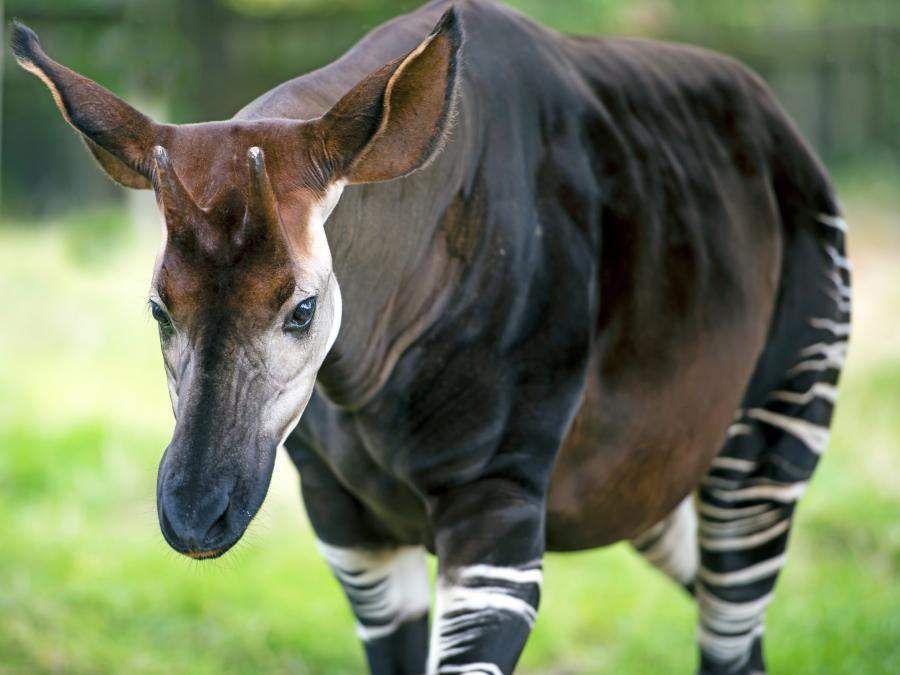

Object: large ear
[318,8,463,184]
[10,21,158,189]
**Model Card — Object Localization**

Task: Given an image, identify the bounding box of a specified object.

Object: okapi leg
[696,214,849,674]
[631,495,698,593]
[426,480,545,675]
[289,441,431,675]
[317,542,431,674]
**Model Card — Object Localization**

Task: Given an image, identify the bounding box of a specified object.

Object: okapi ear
[320,8,463,184]
[10,21,157,189]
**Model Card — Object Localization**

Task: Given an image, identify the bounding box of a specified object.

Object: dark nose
[158,481,234,558]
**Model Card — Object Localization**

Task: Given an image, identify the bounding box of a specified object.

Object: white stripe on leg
[632,496,698,586]
[316,541,430,642]
[427,563,542,675]
[439,663,504,675]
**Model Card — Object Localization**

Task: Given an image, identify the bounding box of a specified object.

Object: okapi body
[12,1,850,673]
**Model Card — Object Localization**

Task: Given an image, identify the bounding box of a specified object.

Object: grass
[0,178,898,674]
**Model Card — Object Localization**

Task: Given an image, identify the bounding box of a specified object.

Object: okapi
[11,0,850,673]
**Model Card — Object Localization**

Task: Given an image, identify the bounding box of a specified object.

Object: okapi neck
[314,129,477,410]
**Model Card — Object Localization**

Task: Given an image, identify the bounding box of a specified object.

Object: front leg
[290,440,430,675]
[317,541,431,674]
[427,480,545,675]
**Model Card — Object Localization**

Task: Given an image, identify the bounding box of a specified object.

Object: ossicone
[152,145,205,240]
[245,147,283,230]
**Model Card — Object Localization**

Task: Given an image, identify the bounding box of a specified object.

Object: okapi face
[145,138,346,559]
[11,10,462,558]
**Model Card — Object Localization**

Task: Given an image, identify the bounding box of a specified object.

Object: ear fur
[10,21,157,189]
[319,8,463,184]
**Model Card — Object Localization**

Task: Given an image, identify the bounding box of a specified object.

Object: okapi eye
[287,296,317,332]
[149,300,172,331]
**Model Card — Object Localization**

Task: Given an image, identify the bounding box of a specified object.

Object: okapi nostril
[157,485,236,553]
[204,502,231,544]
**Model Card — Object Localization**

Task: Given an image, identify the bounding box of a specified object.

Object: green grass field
[1,177,898,674]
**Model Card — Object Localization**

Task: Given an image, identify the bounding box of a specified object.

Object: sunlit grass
[0,183,898,674]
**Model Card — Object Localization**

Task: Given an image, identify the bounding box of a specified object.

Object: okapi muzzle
[11,11,462,558]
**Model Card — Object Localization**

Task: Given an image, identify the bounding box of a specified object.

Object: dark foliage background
[2,0,898,216]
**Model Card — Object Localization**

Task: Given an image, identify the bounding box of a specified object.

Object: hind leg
[631,496,698,593]
[696,489,794,675]
[694,207,850,674]
[696,319,847,672]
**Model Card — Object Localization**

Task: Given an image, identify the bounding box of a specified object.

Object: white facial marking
[262,182,346,443]
[324,275,343,355]
[302,180,346,267]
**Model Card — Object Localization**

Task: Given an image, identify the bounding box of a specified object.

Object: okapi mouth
[186,548,226,560]
[156,486,263,561]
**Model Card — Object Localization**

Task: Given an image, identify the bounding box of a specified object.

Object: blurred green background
[1,1,898,673]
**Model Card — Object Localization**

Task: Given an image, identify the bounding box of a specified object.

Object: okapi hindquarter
[11,1,849,673]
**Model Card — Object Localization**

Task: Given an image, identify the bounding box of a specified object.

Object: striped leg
[696,493,794,675]
[698,376,842,673]
[290,434,432,675]
[696,212,849,674]
[632,495,698,593]
[318,541,431,675]
[428,562,543,675]
[426,480,546,675]
[698,417,824,675]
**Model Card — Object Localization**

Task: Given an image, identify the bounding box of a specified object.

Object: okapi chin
[12,1,850,673]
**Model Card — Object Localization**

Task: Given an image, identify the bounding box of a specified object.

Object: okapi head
[10,11,462,558]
